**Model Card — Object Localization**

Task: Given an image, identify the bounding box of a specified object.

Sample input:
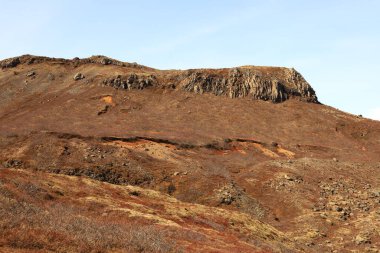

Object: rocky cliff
[1,55,318,103]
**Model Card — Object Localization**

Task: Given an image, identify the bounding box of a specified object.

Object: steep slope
[1,55,380,252]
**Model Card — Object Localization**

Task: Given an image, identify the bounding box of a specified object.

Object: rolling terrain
[1,55,380,252]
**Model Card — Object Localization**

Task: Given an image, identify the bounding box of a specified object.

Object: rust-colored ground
[1,55,380,252]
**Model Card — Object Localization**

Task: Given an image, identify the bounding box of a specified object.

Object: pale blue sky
[1,0,379,120]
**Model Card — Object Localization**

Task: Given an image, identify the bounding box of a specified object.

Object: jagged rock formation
[172,67,317,103]
[102,74,158,90]
[0,57,20,68]
[0,55,318,103]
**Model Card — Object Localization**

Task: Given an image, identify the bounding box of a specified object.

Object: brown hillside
[1,55,380,252]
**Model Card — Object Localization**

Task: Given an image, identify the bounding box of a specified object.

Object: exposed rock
[0,54,318,103]
[26,71,36,77]
[215,183,265,217]
[176,67,317,103]
[129,190,140,196]
[100,57,112,65]
[167,183,176,195]
[73,73,85,81]
[47,73,55,81]
[1,57,20,68]
[103,74,157,90]
[97,105,110,115]
[217,183,238,205]
[354,233,371,245]
[306,229,326,239]
[3,159,23,168]
[271,142,279,147]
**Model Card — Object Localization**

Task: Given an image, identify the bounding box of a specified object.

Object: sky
[1,0,379,120]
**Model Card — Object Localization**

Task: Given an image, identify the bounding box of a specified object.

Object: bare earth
[0,55,380,253]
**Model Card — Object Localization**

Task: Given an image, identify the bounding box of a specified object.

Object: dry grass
[0,169,298,252]
[0,176,179,253]
[0,200,179,253]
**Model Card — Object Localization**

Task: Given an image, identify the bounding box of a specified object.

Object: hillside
[1,55,380,252]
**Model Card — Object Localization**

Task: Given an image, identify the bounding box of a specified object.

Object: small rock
[73,73,85,80]
[100,58,112,65]
[97,105,110,115]
[284,174,294,181]
[355,234,371,245]
[271,142,278,147]
[3,159,23,168]
[129,190,140,196]
[173,172,180,176]
[332,157,338,162]
[26,71,35,77]
[47,73,55,80]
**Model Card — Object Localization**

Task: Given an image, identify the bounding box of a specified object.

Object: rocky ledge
[171,67,317,103]
[1,55,318,103]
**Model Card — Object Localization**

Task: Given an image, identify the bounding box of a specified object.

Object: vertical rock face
[102,74,157,90]
[98,66,318,103]
[175,67,318,103]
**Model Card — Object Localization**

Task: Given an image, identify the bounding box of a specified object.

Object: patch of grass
[0,182,179,253]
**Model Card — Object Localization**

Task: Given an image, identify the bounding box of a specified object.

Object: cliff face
[174,67,317,103]
[0,55,318,103]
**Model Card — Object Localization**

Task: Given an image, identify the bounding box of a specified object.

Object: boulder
[26,71,36,77]
[73,73,85,81]
[100,58,112,65]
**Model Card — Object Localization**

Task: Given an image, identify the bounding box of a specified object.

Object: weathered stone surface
[355,233,371,245]
[172,67,317,103]
[26,71,36,77]
[0,54,318,103]
[1,57,20,68]
[100,57,112,65]
[73,73,85,81]
[102,74,157,90]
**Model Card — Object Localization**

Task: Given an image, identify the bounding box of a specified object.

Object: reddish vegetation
[0,55,380,252]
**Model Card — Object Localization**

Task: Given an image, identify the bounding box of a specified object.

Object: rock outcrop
[0,57,20,69]
[102,74,157,90]
[0,55,318,103]
[102,67,318,103]
[172,67,317,103]
[73,73,85,81]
